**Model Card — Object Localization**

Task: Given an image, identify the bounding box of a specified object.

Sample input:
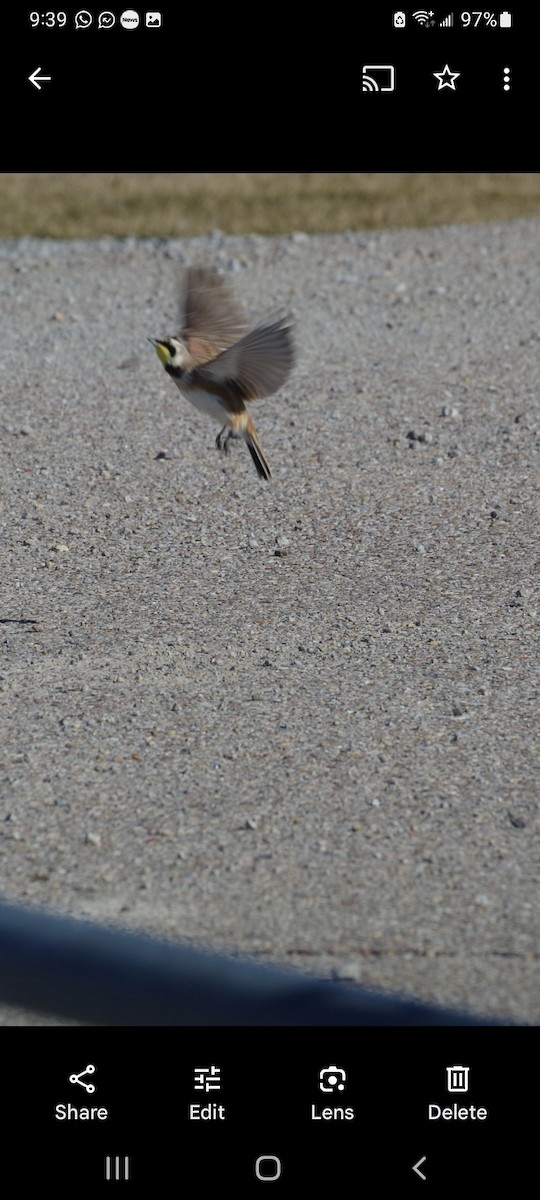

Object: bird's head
[149,336,188,372]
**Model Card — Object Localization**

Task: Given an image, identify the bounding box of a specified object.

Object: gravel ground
[0,223,539,1025]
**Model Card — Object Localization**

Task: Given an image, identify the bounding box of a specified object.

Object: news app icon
[120,9,140,27]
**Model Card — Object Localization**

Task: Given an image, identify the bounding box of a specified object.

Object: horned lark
[150,266,294,481]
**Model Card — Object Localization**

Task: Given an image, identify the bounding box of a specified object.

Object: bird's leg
[224,429,240,452]
[216,427,240,455]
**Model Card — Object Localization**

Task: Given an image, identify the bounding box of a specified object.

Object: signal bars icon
[440,12,454,25]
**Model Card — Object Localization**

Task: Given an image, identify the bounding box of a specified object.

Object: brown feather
[180,267,247,363]
[245,423,271,481]
[194,317,295,403]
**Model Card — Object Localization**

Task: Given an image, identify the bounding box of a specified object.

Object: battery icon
[499,11,512,25]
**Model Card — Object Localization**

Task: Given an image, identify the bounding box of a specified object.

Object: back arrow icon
[412,1156,427,1180]
[29,67,52,90]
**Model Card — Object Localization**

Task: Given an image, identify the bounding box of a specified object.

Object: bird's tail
[245,423,271,481]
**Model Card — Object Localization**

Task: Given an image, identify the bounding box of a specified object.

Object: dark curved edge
[0,901,510,1025]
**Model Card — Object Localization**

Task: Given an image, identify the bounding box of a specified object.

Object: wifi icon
[413,9,435,24]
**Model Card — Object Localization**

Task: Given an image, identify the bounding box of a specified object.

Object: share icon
[68,1064,96,1093]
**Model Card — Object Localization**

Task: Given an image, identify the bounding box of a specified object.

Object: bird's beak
[148,338,170,365]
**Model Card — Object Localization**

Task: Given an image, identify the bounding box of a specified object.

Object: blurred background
[1,172,540,237]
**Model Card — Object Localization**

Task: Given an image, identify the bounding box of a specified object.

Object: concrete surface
[0,222,538,1023]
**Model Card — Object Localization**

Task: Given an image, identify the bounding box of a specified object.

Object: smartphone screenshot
[1,6,537,1189]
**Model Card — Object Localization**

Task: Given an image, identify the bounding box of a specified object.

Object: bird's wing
[179,267,248,363]
[194,318,295,403]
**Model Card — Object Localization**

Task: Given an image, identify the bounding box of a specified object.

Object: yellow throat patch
[154,342,170,365]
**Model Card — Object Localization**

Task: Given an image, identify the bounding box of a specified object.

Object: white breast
[175,383,230,427]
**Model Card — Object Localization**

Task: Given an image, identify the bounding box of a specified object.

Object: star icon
[433,64,460,90]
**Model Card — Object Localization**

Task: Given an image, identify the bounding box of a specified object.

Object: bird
[150,266,294,481]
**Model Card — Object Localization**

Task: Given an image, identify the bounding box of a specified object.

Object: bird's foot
[216,428,240,455]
